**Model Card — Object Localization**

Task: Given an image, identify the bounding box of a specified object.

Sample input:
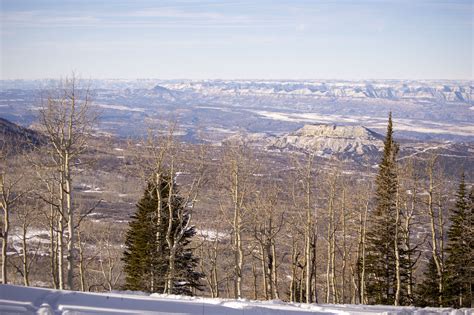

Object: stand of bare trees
[0,142,30,284]
[2,88,472,309]
[35,74,98,290]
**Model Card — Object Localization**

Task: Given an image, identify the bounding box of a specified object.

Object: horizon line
[1,77,473,82]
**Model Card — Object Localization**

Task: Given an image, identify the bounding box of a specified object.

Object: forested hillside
[1,77,472,310]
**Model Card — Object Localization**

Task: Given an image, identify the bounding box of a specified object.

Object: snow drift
[0,284,472,315]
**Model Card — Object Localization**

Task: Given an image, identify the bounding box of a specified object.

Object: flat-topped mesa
[293,124,381,140]
[270,124,384,157]
[223,124,385,160]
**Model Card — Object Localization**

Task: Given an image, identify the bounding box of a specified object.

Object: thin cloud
[1,10,101,27]
[130,8,226,20]
[1,7,277,29]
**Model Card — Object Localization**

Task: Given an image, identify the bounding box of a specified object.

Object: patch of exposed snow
[196,228,228,241]
[96,103,145,112]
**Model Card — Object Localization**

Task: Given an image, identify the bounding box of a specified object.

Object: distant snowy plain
[1,285,471,315]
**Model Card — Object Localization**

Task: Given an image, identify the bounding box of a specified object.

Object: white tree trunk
[394,181,401,306]
[65,157,75,290]
[1,200,9,284]
[427,158,443,306]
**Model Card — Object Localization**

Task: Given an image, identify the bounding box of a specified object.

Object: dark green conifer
[444,173,473,308]
[415,255,446,307]
[365,113,409,305]
[122,177,202,295]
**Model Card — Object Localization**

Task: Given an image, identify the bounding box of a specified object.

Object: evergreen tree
[444,173,473,308]
[415,255,447,307]
[122,177,202,295]
[469,187,474,308]
[365,113,409,305]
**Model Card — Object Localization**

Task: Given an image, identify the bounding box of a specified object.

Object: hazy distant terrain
[1,79,472,142]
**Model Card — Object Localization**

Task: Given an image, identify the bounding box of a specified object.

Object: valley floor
[0,285,471,315]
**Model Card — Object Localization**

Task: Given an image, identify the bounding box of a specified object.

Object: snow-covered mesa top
[162,80,472,103]
[1,79,471,104]
[294,125,381,139]
[227,124,384,157]
[0,285,471,315]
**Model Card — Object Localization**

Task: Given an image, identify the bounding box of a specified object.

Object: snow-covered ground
[0,285,471,315]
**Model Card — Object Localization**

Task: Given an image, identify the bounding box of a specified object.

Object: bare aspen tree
[334,177,360,305]
[198,226,221,298]
[251,183,284,300]
[303,155,314,304]
[218,144,256,299]
[340,183,348,304]
[76,217,103,292]
[164,143,206,294]
[229,146,247,299]
[394,165,402,306]
[252,199,269,299]
[425,155,444,306]
[230,153,245,299]
[252,262,259,299]
[0,143,29,284]
[77,227,88,291]
[291,153,317,303]
[289,232,300,302]
[14,197,41,286]
[355,179,372,304]
[288,153,317,303]
[94,224,124,292]
[324,171,339,303]
[38,74,97,290]
[34,165,61,289]
[0,173,16,285]
[133,127,176,291]
[286,199,305,303]
[399,158,422,304]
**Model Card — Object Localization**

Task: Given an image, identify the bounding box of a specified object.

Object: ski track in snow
[0,285,472,315]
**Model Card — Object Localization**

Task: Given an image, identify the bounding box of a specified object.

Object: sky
[1,0,473,80]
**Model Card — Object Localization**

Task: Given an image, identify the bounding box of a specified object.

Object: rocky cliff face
[268,124,383,157]
[225,124,384,160]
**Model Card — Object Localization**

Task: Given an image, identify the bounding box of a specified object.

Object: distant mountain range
[0,79,472,142]
[162,80,472,104]
[1,79,471,104]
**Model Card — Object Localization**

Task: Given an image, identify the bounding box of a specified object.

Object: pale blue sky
[1,0,472,80]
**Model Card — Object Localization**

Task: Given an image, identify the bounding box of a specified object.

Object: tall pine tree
[444,173,473,308]
[365,113,409,305]
[122,177,202,295]
[415,255,447,307]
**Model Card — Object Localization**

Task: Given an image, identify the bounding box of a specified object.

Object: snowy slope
[0,285,471,315]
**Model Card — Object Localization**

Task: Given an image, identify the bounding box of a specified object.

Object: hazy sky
[1,0,472,80]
